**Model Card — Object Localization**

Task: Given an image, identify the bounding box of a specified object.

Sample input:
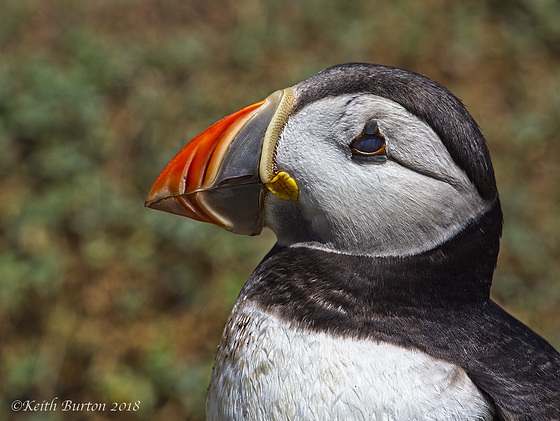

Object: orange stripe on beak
[145,100,265,226]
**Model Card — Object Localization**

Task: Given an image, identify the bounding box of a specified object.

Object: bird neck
[242,200,502,334]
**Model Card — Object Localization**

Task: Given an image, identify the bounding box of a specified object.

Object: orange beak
[145,90,290,235]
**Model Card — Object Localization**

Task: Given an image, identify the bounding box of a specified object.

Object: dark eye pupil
[349,119,387,161]
[352,135,384,154]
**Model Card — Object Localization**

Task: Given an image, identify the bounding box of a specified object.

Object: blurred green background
[1,0,559,419]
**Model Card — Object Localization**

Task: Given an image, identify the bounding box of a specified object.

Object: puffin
[146,63,560,420]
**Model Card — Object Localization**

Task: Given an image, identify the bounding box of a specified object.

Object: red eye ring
[350,119,387,161]
[350,134,386,156]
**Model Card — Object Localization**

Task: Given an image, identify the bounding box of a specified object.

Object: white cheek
[266,95,491,257]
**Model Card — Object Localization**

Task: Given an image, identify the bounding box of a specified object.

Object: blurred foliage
[0,0,559,419]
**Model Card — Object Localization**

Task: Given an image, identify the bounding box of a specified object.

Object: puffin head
[146,63,500,257]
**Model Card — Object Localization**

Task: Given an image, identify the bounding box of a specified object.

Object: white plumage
[146,63,560,420]
[207,299,492,420]
[266,94,490,257]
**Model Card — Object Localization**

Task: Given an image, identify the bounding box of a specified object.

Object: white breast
[207,299,493,420]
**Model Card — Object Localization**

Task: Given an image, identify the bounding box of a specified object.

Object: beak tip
[144,195,177,215]
[144,188,164,209]
[146,94,281,235]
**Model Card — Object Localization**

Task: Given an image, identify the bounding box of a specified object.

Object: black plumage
[294,63,497,200]
[241,202,560,419]
[148,62,560,420]
[241,63,560,420]
[242,64,560,418]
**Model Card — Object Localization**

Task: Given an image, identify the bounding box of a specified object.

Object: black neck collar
[242,201,502,334]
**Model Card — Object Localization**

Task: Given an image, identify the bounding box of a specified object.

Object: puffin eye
[350,120,387,162]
